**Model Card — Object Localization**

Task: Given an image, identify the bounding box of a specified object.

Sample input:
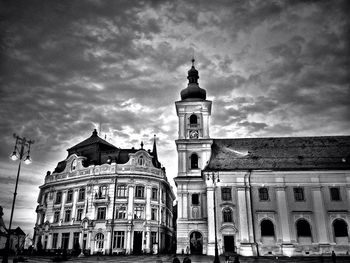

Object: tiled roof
[205,136,350,171]
[53,130,161,173]
[67,129,117,152]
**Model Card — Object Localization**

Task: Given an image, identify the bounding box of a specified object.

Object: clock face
[189,130,199,139]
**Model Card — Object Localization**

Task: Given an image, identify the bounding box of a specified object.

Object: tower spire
[152,134,160,168]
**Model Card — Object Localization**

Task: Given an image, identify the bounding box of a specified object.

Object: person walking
[331,250,337,263]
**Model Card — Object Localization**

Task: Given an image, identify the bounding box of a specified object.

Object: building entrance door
[133,231,143,254]
[224,235,235,253]
[190,231,202,254]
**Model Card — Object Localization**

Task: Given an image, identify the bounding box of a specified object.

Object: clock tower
[174,59,213,254]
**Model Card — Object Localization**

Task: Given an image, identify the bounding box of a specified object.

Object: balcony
[93,193,110,205]
[189,124,199,128]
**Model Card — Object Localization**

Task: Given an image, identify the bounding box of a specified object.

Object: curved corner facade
[34,131,175,255]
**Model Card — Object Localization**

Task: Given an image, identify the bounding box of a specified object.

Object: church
[174,60,350,257]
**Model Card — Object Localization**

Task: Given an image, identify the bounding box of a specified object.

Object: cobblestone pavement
[3,254,350,263]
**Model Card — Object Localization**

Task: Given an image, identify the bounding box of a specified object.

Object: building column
[87,231,92,255]
[202,113,209,138]
[68,232,74,250]
[177,192,183,219]
[79,231,84,254]
[106,230,111,254]
[346,185,350,214]
[71,189,78,221]
[311,186,329,244]
[183,193,188,219]
[59,191,67,223]
[146,186,152,220]
[127,185,135,220]
[237,187,249,242]
[145,226,151,253]
[179,114,185,139]
[275,187,291,243]
[47,233,52,249]
[275,186,294,256]
[126,224,132,254]
[206,186,215,255]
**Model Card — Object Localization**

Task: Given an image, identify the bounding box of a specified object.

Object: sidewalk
[3,254,350,263]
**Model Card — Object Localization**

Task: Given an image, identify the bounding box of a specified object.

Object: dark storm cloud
[0,0,349,236]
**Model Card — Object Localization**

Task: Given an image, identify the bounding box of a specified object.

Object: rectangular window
[96,186,107,199]
[113,231,125,249]
[115,206,126,219]
[52,233,58,249]
[135,186,144,198]
[97,207,106,220]
[134,206,144,219]
[162,191,166,203]
[66,190,73,203]
[61,233,70,250]
[151,188,158,200]
[73,232,80,247]
[294,187,305,201]
[192,193,199,205]
[259,187,269,201]
[64,210,71,222]
[151,208,157,220]
[330,187,341,201]
[55,191,62,204]
[117,185,127,198]
[151,232,157,244]
[221,187,232,201]
[78,188,85,201]
[53,211,60,223]
[40,213,45,224]
[76,208,83,221]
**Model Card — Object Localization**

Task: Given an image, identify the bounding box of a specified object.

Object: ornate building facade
[34,130,175,255]
[175,60,350,257]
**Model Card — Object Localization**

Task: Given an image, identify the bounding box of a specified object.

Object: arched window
[223,208,232,222]
[296,219,312,237]
[95,233,104,249]
[190,114,198,125]
[261,219,275,236]
[333,219,348,237]
[190,153,198,169]
[138,156,145,166]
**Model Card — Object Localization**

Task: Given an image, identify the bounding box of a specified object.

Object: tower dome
[180,59,206,100]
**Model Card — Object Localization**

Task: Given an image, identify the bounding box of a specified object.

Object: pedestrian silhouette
[183,256,191,263]
[331,250,336,263]
[172,255,180,263]
[234,254,240,263]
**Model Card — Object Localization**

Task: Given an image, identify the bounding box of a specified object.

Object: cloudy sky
[0,0,349,237]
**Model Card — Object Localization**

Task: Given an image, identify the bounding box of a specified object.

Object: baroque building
[174,60,350,257]
[34,130,175,255]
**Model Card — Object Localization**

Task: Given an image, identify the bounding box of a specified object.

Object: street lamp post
[207,172,220,263]
[2,134,34,263]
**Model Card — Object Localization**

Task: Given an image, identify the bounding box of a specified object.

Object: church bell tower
[174,59,213,254]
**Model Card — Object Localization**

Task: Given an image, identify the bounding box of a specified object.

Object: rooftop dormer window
[138,156,145,166]
[71,159,77,171]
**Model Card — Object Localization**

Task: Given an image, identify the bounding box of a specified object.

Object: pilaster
[311,186,329,243]
[237,187,249,243]
[275,186,291,243]
[127,185,135,220]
